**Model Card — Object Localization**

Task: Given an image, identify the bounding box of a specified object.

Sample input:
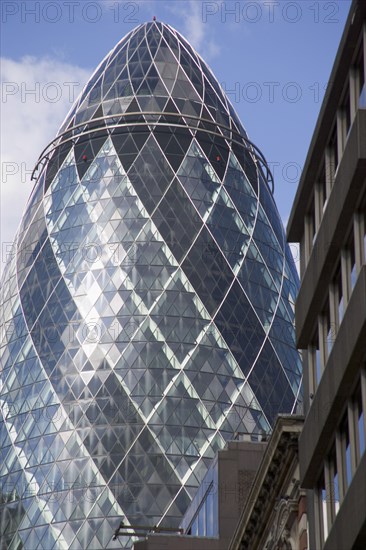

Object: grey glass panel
[0,20,302,548]
[215,280,265,376]
[248,341,295,424]
[128,135,174,213]
[153,178,202,262]
[182,228,234,316]
[44,141,74,193]
[20,239,62,328]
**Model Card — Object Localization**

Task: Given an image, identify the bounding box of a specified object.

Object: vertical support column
[318,315,328,376]
[307,346,317,398]
[324,460,335,531]
[336,109,345,163]
[336,430,346,504]
[329,283,339,349]
[325,146,334,194]
[298,492,308,550]
[354,212,365,273]
[347,401,358,476]
[341,249,351,308]
[350,67,358,122]
[361,366,366,448]
[303,349,312,415]
[314,183,324,232]
[307,489,318,550]
[300,234,306,279]
[363,23,366,91]
[313,486,324,548]
[304,215,314,265]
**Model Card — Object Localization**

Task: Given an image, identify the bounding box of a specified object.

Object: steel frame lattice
[0,21,302,549]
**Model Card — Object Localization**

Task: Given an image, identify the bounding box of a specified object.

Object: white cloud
[168,1,220,61]
[0,9,219,277]
[0,56,89,275]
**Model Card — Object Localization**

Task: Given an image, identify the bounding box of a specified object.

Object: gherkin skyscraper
[0,21,302,549]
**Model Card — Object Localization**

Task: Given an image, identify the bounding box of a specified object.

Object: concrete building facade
[287,1,366,548]
[228,416,306,550]
[132,438,266,550]
[131,416,306,550]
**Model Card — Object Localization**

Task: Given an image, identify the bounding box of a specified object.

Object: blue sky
[0,0,352,273]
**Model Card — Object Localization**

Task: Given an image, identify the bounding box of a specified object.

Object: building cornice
[228,415,304,550]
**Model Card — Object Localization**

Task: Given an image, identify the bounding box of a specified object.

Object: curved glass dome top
[60,21,248,136]
[33,21,273,193]
[0,20,301,550]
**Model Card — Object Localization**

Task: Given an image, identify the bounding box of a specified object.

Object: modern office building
[287,1,366,548]
[133,415,305,550]
[0,21,302,548]
[130,436,267,550]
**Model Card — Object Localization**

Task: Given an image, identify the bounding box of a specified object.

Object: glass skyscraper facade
[0,21,302,549]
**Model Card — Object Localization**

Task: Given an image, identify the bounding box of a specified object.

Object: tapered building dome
[0,21,302,548]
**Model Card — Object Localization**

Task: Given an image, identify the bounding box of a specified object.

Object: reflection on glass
[359,83,366,108]
[0,19,302,549]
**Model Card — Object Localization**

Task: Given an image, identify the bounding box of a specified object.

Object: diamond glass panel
[0,21,302,549]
